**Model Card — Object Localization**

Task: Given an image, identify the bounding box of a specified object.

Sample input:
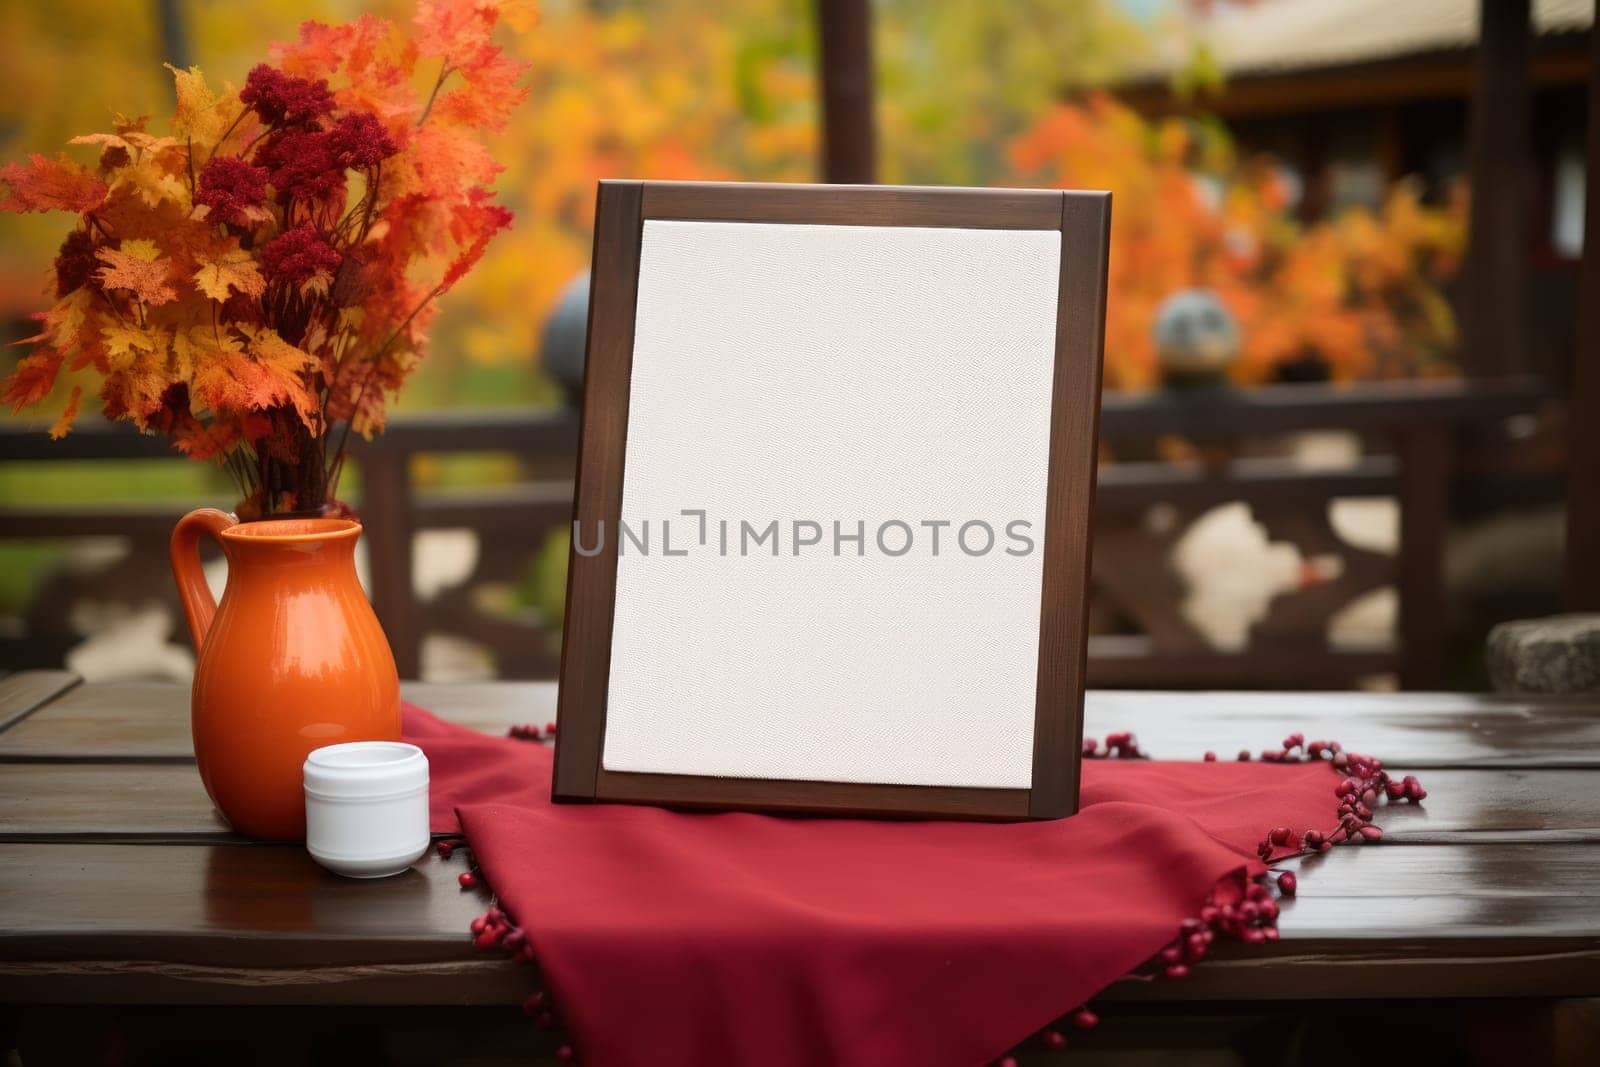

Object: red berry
[469,916,487,935]
[1043,1029,1067,1050]
[1073,1009,1099,1030]
[522,991,545,1015]
[534,1011,554,1030]
[437,840,455,858]
[1164,963,1190,979]
[1241,926,1265,944]
[556,1046,575,1063]
[545,721,559,735]
[1359,825,1384,841]
[1161,945,1183,964]
[1276,872,1297,896]
[1203,751,1217,761]
[1237,749,1251,761]
[999,1058,1020,1067]
[1263,925,1280,941]
[458,871,477,889]
[473,929,501,949]
[504,929,527,950]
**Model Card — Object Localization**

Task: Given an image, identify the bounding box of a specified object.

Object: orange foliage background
[1010,95,1465,390]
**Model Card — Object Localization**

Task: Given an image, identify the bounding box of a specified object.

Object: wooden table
[2,671,1599,1064]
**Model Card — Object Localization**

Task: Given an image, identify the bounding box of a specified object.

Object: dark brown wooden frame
[552,180,1110,819]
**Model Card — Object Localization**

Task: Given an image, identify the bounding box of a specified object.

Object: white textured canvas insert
[602,219,1062,789]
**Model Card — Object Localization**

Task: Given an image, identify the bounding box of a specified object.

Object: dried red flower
[328,112,399,169]
[196,156,269,227]
[257,130,344,204]
[53,228,98,297]
[261,224,341,285]
[240,64,335,128]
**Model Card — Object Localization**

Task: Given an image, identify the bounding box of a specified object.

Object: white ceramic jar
[303,741,430,878]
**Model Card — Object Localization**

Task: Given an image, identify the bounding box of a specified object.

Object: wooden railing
[0,379,1545,688]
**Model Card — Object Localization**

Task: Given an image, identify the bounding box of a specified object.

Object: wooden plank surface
[0,680,557,760]
[5,680,1596,768]
[0,844,530,1006]
[2,842,1596,1004]
[2,674,1597,1009]
[3,764,1598,844]
[0,670,80,734]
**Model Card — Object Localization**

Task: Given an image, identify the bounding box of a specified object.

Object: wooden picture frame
[552,180,1110,820]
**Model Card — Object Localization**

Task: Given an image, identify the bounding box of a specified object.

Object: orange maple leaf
[1,349,65,411]
[97,242,179,306]
[49,385,83,439]
[415,0,500,65]
[441,190,513,292]
[0,153,108,214]
[432,50,528,133]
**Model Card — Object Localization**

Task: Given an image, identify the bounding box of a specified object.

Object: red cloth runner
[404,705,1341,1067]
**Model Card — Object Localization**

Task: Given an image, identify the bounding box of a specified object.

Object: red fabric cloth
[404,705,1339,1067]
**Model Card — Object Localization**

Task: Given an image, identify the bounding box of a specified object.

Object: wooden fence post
[815,0,876,184]
[1461,0,1531,378]
[1566,2,1600,610]
[359,449,421,680]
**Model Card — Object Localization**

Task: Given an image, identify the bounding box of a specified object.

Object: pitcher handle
[170,508,237,652]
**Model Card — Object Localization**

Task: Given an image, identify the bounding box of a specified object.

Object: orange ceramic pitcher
[171,509,401,840]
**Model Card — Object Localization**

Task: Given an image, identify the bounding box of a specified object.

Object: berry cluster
[508,721,558,742]
[992,730,1428,1062]
[441,836,577,1061]
[1080,732,1145,759]
[1240,734,1426,860]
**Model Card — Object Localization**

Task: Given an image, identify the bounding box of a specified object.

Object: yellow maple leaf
[101,323,169,370]
[166,65,239,151]
[69,131,181,157]
[187,328,245,412]
[193,244,265,302]
[111,153,188,209]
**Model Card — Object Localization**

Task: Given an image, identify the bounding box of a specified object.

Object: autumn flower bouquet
[0,0,527,518]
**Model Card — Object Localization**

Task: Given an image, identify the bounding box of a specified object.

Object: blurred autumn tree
[1010,95,1465,390]
[1,0,1152,410]
[1,0,1456,408]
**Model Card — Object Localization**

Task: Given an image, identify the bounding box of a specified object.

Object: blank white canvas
[601,219,1062,789]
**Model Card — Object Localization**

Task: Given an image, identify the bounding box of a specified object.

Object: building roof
[1129,0,1591,83]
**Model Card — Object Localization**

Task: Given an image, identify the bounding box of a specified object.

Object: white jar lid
[303,741,428,801]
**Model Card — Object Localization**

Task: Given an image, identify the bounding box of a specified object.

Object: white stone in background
[1173,502,1303,651]
[412,529,477,600]
[64,602,194,683]
[1487,614,1600,694]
